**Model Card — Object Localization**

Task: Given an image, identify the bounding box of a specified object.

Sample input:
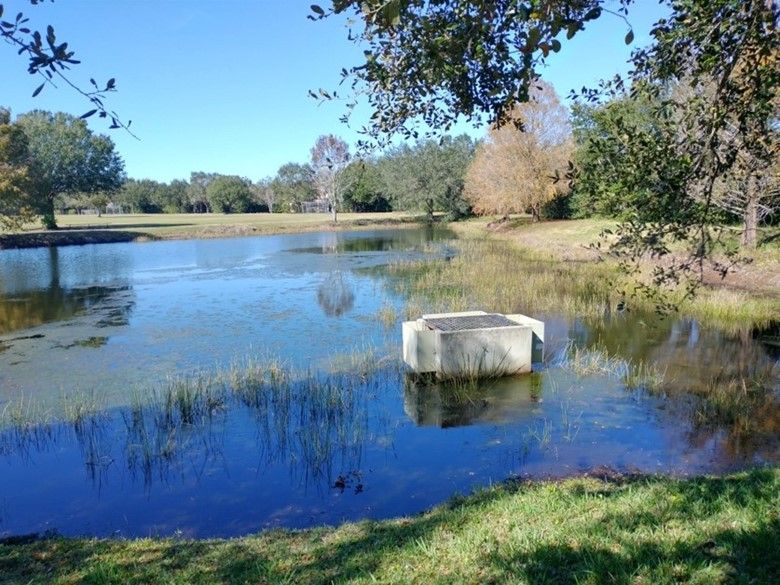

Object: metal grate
[424,313,519,332]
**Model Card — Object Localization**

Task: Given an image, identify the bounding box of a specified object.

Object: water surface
[0,228,777,538]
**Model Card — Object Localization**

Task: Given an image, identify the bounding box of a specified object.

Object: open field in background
[1,468,777,584]
[0,212,420,248]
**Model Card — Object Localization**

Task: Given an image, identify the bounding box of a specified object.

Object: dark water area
[0,228,777,539]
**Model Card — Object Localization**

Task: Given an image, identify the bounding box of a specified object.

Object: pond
[0,228,777,538]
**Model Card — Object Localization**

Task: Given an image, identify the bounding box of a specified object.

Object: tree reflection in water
[0,247,135,335]
[317,272,355,317]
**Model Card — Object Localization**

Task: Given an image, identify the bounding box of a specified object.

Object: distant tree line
[0,105,482,226]
[3,80,775,250]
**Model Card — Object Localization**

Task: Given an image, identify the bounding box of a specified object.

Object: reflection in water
[560,312,780,465]
[404,374,544,428]
[0,246,135,335]
[317,272,355,317]
[0,285,135,335]
[290,225,444,255]
[0,228,455,404]
[122,375,369,490]
[753,320,780,359]
[0,348,778,538]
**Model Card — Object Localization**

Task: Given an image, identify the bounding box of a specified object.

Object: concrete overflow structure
[402,311,544,378]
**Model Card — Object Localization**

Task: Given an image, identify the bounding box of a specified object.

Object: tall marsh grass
[557,341,665,392]
[388,238,779,329]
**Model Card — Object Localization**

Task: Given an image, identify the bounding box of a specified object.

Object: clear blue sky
[1,1,669,183]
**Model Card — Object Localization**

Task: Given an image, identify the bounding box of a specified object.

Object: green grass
[0,468,777,584]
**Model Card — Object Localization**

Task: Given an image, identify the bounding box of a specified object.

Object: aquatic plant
[385,237,779,329]
[557,341,665,392]
[376,303,398,329]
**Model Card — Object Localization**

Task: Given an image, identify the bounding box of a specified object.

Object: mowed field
[54,211,417,236]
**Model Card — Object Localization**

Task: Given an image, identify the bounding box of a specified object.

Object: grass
[0,467,777,584]
[454,216,780,300]
[557,342,665,392]
[0,212,423,248]
[375,303,398,329]
[389,233,779,330]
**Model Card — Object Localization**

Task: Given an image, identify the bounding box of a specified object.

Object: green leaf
[584,7,601,21]
[32,82,44,97]
[310,4,324,16]
[625,29,634,45]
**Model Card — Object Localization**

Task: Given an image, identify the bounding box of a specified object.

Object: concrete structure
[402,311,544,378]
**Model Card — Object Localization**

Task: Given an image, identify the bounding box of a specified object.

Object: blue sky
[1,1,669,183]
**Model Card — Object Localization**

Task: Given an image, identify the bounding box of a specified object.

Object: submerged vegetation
[1,468,778,584]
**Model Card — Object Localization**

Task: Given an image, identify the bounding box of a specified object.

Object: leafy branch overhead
[0,0,134,135]
[574,1,778,294]
[310,0,634,146]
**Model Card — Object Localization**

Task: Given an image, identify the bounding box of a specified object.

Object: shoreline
[1,467,776,583]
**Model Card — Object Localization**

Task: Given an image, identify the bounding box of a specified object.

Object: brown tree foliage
[465,81,573,222]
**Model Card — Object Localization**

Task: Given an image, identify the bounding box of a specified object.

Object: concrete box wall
[435,326,533,376]
[402,311,543,377]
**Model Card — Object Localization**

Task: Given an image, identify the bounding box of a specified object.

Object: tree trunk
[530,205,540,223]
[331,201,338,222]
[741,176,758,249]
[426,198,434,224]
[41,196,58,230]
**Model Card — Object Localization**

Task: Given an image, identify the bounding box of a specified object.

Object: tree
[310,134,351,222]
[379,134,475,222]
[117,178,181,213]
[187,172,219,213]
[254,177,275,213]
[164,179,190,213]
[341,159,391,212]
[0,108,35,230]
[270,163,316,212]
[16,110,125,229]
[570,94,665,219]
[575,83,779,247]
[465,81,572,222]
[573,0,779,297]
[205,175,254,214]
[314,0,633,146]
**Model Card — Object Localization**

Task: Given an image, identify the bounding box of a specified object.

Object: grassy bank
[1,468,777,584]
[453,217,780,298]
[389,220,779,330]
[0,212,421,249]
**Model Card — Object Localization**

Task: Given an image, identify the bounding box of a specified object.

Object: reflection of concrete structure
[403,373,543,427]
[402,311,544,378]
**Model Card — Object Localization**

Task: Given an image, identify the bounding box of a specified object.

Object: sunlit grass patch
[387,234,779,330]
[376,303,398,329]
